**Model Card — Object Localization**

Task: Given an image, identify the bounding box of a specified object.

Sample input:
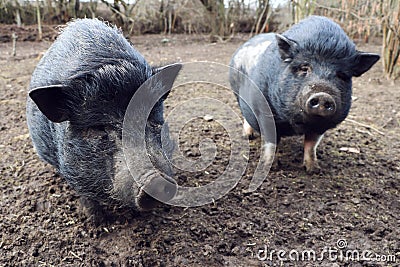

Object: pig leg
[79,197,110,225]
[303,133,323,173]
[243,118,255,139]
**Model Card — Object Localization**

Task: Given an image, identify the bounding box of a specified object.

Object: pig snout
[305,92,336,117]
[144,174,177,202]
[137,173,177,210]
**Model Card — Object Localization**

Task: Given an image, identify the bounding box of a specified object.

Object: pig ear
[29,84,70,123]
[153,63,182,76]
[153,63,182,100]
[275,34,298,61]
[352,52,380,77]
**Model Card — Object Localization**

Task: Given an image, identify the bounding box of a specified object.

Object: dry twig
[344,118,385,136]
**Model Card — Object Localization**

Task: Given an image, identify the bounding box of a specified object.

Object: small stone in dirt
[231,246,240,255]
[339,147,360,153]
[164,235,174,244]
[344,222,355,230]
[282,198,290,206]
[203,244,214,256]
[351,198,361,204]
[31,246,39,257]
[203,115,214,122]
[12,133,29,141]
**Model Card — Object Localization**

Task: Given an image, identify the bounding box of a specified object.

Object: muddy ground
[0,25,399,266]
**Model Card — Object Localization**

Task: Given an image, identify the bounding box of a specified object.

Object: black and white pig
[26,19,180,215]
[229,16,380,172]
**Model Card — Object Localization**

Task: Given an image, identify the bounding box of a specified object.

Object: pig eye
[296,64,312,76]
[300,64,311,72]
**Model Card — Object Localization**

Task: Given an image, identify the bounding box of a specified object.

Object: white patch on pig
[233,40,272,74]
[242,118,254,138]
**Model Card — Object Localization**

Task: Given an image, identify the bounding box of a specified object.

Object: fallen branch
[344,118,385,136]
[69,251,83,261]
[355,128,373,136]
[314,2,379,22]
[382,117,394,128]
[12,32,17,57]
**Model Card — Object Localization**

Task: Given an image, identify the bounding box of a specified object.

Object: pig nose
[306,92,336,117]
[143,175,177,203]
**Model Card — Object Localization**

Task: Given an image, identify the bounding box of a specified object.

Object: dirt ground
[0,25,399,267]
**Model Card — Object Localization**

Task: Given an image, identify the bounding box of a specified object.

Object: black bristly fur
[27,19,178,213]
[230,16,380,139]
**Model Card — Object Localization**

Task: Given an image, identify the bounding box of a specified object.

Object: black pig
[26,19,180,215]
[229,16,380,172]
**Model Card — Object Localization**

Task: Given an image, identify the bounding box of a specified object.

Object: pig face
[28,55,180,210]
[275,34,380,135]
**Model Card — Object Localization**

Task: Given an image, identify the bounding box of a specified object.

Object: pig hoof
[243,132,257,140]
[242,129,256,140]
[271,159,280,170]
[137,175,177,210]
[304,162,321,174]
[79,197,110,225]
[243,119,256,139]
